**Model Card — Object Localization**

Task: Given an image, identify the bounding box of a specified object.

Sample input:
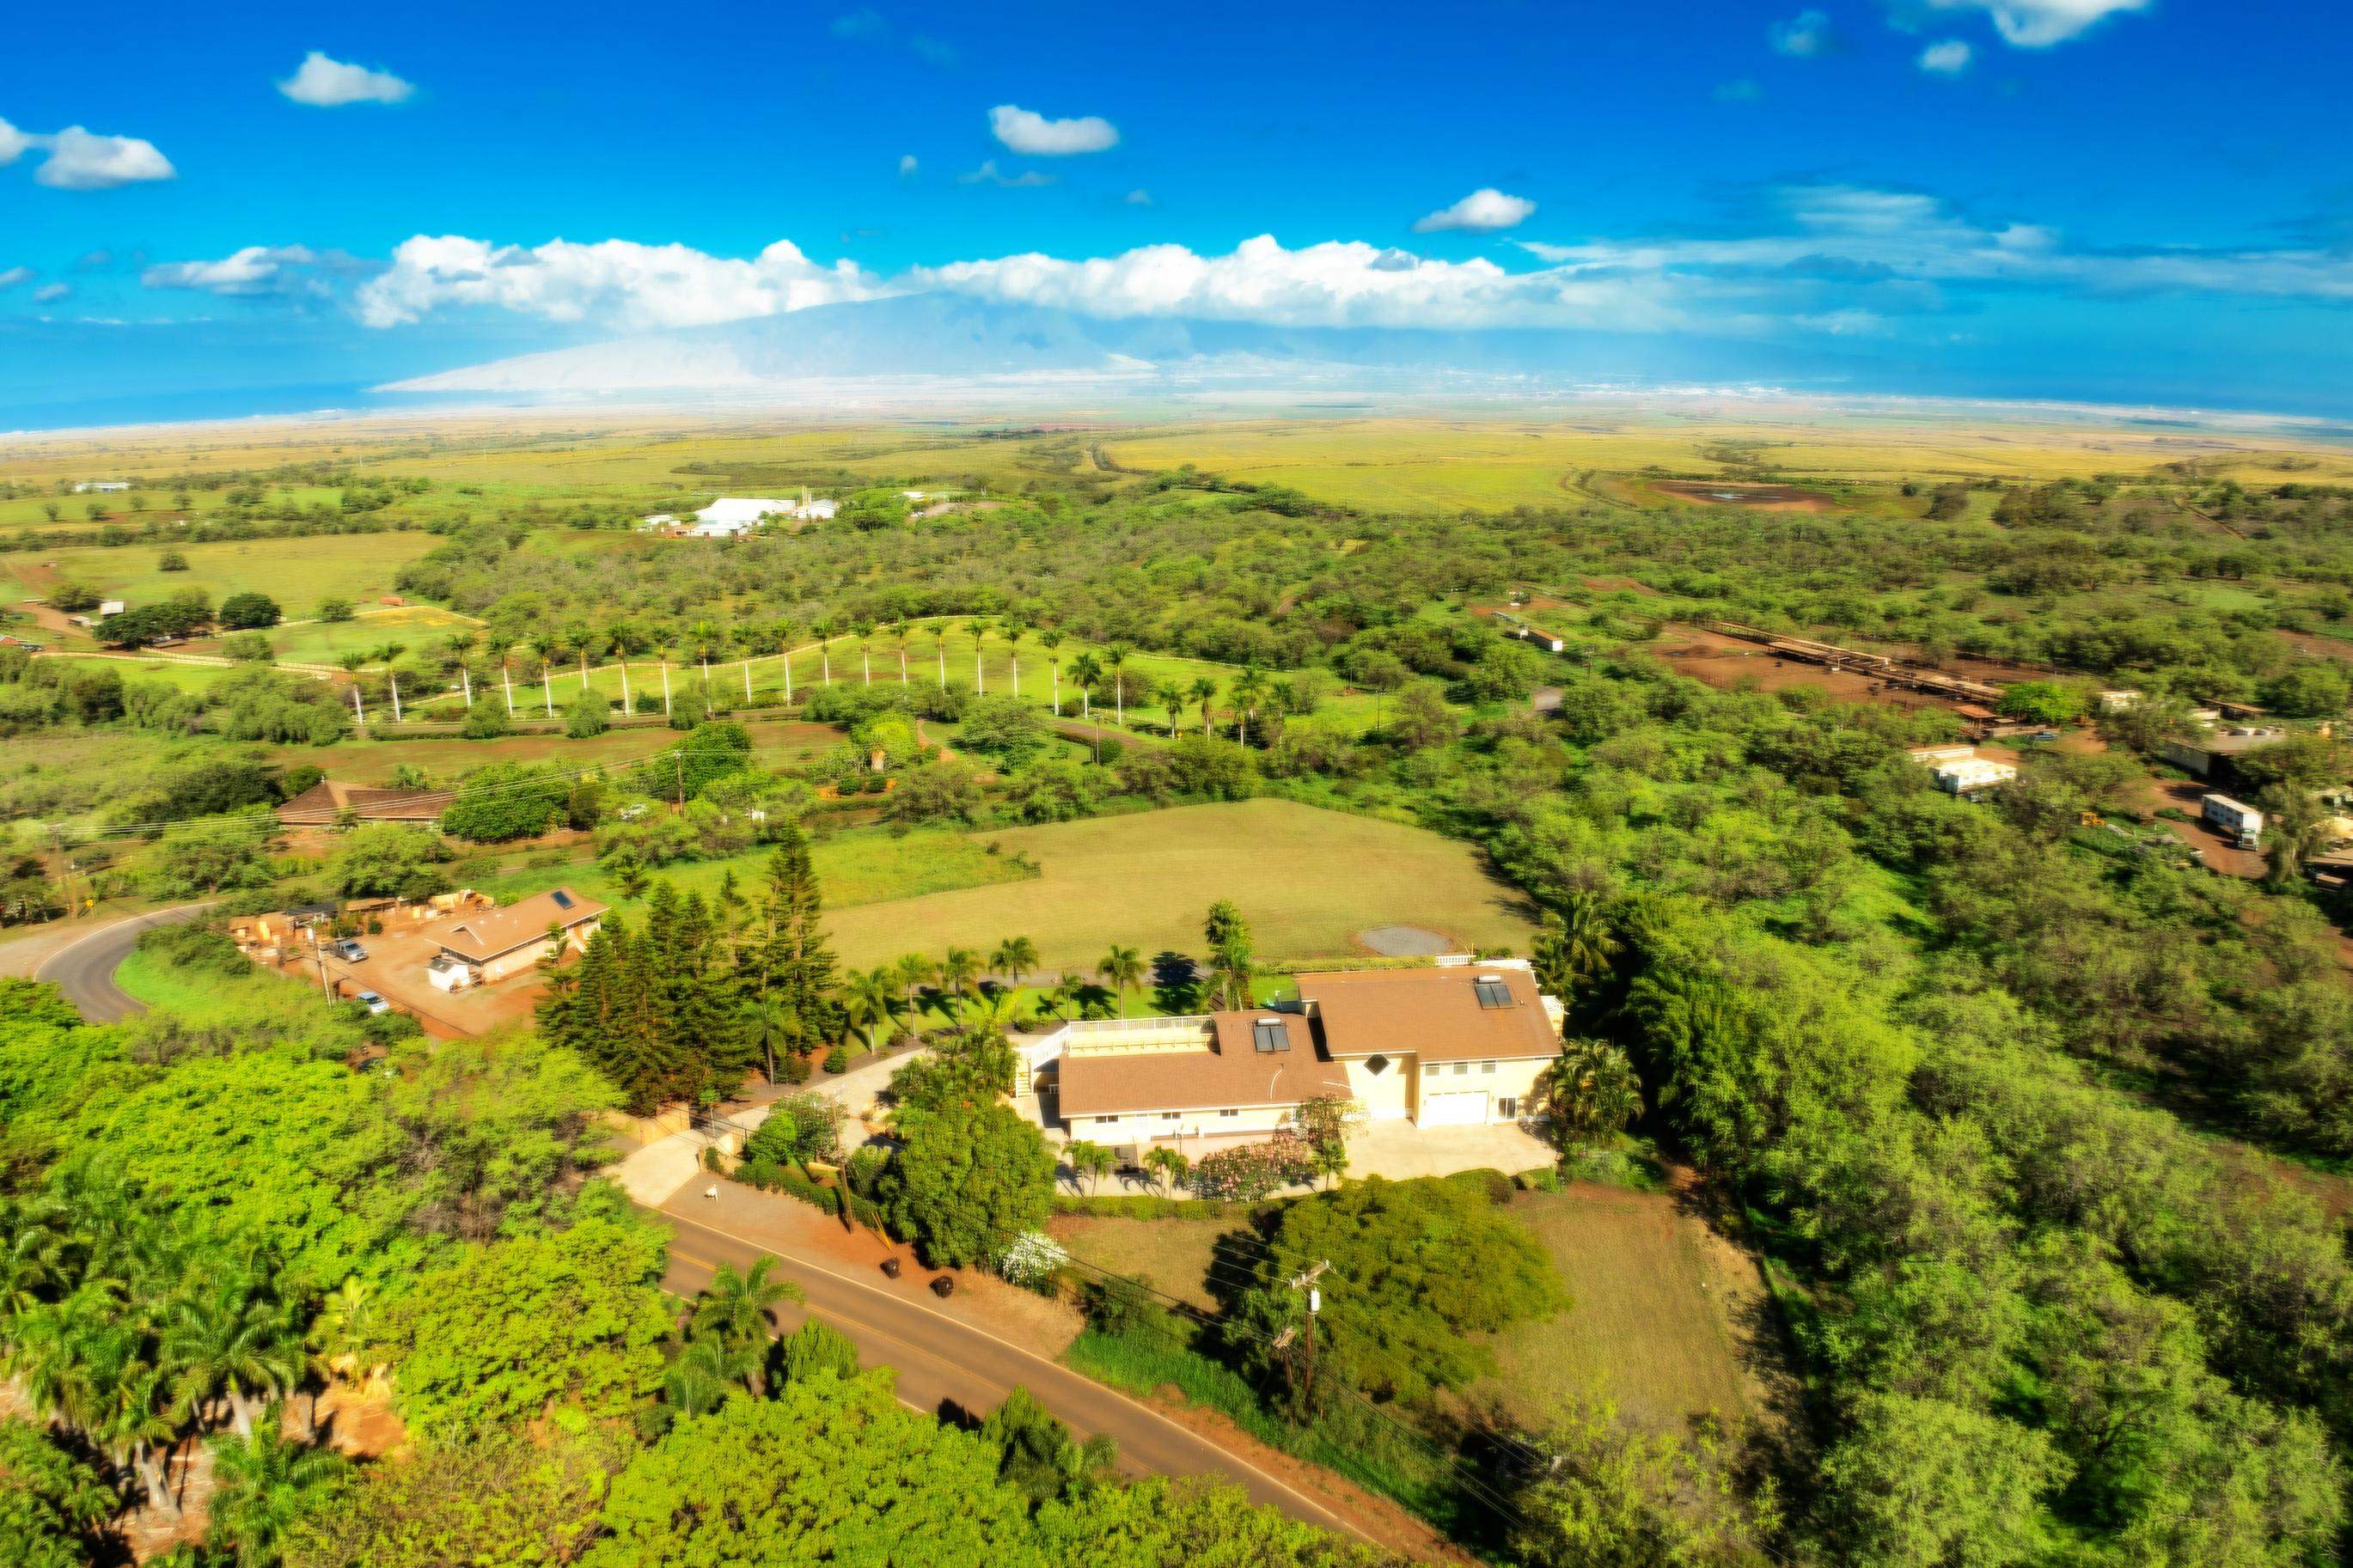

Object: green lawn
[33,655,246,695]
[821,797,1537,973]
[259,605,480,668]
[480,825,1038,916]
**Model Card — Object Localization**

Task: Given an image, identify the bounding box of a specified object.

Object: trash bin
[930,1276,955,1299]
[880,1257,901,1279]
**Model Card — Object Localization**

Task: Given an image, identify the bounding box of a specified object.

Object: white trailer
[2201,793,2264,849]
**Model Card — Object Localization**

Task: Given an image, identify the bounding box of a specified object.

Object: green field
[4,531,439,613]
[257,605,481,668]
[31,655,256,695]
[821,797,1536,973]
[481,824,1038,917]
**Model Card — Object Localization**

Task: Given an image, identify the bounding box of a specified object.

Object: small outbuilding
[425,888,607,990]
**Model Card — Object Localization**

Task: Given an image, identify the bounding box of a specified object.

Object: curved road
[32,902,216,1021]
[23,901,1437,1557]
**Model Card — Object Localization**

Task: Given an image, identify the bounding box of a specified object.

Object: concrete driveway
[1347,1118,1555,1181]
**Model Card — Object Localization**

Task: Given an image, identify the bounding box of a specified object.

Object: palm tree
[1097,944,1144,1015]
[1004,618,1026,700]
[841,967,898,1055]
[164,1274,301,1437]
[933,622,949,689]
[1040,630,1066,715]
[1189,675,1219,735]
[939,946,983,1017]
[607,620,637,712]
[736,992,795,1083]
[98,1358,183,1519]
[892,952,939,1040]
[662,1334,750,1419]
[1543,1038,1644,1148]
[964,619,990,693]
[1042,971,1086,1023]
[992,936,1040,991]
[686,619,723,713]
[854,618,875,685]
[1537,889,1620,994]
[772,618,799,705]
[1069,653,1103,718]
[1106,644,1131,728]
[207,1417,345,1566]
[691,1258,802,1383]
[1154,680,1186,737]
[1232,666,1268,746]
[1064,1139,1115,1196]
[1144,1146,1190,1199]
[893,622,912,684]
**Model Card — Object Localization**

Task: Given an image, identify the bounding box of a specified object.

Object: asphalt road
[656,1198,1375,1547]
[31,902,216,1021]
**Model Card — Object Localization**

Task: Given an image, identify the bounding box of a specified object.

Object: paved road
[654,1193,1377,1547]
[32,902,216,1021]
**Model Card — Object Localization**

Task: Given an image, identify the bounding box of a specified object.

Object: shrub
[822,1046,851,1074]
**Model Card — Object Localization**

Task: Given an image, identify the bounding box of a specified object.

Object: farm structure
[1699,619,2008,707]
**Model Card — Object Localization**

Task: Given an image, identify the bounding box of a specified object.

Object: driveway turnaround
[32,902,216,1021]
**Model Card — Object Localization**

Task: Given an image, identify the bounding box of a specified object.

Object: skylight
[1474,976,1512,1010]
[551,890,575,910]
[1252,1018,1291,1053]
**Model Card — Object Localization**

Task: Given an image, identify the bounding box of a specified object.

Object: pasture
[482,825,1036,915]
[821,797,1537,973]
[4,531,437,613]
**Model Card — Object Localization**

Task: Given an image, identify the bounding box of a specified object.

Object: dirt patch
[1647,479,1837,514]
[1356,924,1453,956]
[1577,576,1659,596]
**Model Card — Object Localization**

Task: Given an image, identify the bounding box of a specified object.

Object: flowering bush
[1192,1132,1316,1201]
[993,1229,1068,1289]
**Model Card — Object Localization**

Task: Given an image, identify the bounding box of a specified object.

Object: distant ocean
[0,383,483,436]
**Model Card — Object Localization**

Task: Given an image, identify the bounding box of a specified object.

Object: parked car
[330,938,367,962]
[355,991,390,1015]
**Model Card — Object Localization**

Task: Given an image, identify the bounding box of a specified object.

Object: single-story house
[425,888,606,990]
[690,497,791,537]
[97,601,125,619]
[1034,963,1563,1162]
[74,481,130,493]
[1934,756,2016,795]
[2158,724,2289,779]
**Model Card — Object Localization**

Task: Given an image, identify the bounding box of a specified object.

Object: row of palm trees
[351,611,1287,738]
[0,1186,358,1553]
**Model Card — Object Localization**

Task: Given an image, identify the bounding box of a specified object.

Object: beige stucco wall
[473,917,601,984]
[1073,1103,1293,1159]
[1342,1057,1414,1120]
[1412,1056,1549,1123]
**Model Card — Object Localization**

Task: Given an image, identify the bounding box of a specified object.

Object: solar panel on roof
[1474,976,1512,1010]
[550,890,574,910]
[1252,1019,1290,1053]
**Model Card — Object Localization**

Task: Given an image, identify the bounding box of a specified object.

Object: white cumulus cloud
[278,52,415,107]
[32,126,176,190]
[355,235,888,329]
[898,153,919,176]
[1918,39,1974,72]
[1904,0,2147,46]
[988,104,1118,156]
[142,245,355,298]
[1770,9,1834,55]
[0,119,28,166]
[1413,188,1537,235]
[958,159,1055,188]
[33,283,70,302]
[0,265,30,288]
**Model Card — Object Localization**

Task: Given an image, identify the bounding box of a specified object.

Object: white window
[1452,1062,1470,1077]
[1164,1111,1182,1121]
[1094,1116,1118,1126]
[1481,1060,1496,1075]
[1422,1064,1439,1078]
[1365,1053,1390,1076]
[1498,1096,1518,1119]
[1220,1108,1239,1119]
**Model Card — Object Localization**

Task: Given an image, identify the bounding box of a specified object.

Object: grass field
[1465,1184,1776,1437]
[31,655,256,694]
[257,605,480,667]
[4,531,438,613]
[482,825,1038,916]
[1048,1212,1239,1313]
[821,797,1536,973]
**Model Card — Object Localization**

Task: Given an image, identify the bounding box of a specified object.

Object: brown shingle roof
[1297,967,1556,1064]
[432,888,608,963]
[1056,1012,1350,1119]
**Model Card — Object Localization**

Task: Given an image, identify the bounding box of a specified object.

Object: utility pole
[502,660,514,716]
[673,753,687,810]
[541,663,554,718]
[1282,1260,1329,1413]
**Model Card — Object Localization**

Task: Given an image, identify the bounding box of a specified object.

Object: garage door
[1420,1090,1490,1127]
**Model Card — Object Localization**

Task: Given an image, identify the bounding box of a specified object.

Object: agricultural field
[1100,410,2353,512]
[254,604,482,668]
[3,529,438,611]
[821,797,1537,972]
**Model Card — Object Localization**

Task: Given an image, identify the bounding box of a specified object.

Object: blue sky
[3,0,2350,424]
